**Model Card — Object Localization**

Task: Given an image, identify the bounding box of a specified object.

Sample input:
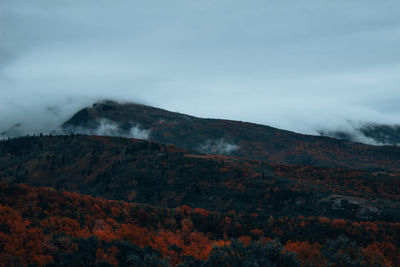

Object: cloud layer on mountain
[1,0,400,137]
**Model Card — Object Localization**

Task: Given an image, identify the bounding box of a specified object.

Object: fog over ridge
[60,118,151,140]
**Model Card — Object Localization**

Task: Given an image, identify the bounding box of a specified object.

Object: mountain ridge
[60,100,400,172]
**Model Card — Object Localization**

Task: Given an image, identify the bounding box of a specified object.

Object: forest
[0,134,399,266]
[0,182,399,266]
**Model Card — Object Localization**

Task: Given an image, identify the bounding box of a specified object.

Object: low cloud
[127,125,150,140]
[352,134,385,146]
[0,123,23,139]
[321,129,384,146]
[197,138,238,155]
[61,119,150,140]
[318,122,400,146]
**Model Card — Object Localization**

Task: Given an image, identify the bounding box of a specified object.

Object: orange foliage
[0,204,53,266]
[193,208,210,217]
[117,224,151,247]
[331,218,347,229]
[363,242,400,267]
[285,240,324,267]
[318,216,331,224]
[239,236,251,247]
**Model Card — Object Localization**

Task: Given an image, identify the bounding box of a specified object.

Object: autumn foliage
[0,134,400,266]
[0,182,398,266]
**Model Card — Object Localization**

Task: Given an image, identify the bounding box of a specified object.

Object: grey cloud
[0,123,23,139]
[1,0,400,138]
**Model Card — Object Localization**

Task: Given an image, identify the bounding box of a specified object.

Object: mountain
[320,123,400,146]
[61,100,400,172]
[2,101,400,266]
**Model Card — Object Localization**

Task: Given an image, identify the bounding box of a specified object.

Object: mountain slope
[61,100,400,172]
[1,135,399,221]
[1,134,399,266]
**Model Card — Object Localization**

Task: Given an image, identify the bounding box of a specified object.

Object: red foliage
[0,182,399,266]
[285,241,324,267]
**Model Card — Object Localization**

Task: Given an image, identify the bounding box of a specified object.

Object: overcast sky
[1,0,400,135]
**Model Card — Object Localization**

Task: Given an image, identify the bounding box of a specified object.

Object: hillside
[1,109,400,266]
[61,100,400,172]
[1,135,399,222]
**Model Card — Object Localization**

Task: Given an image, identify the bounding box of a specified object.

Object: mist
[198,139,239,155]
[60,119,150,140]
[1,0,400,139]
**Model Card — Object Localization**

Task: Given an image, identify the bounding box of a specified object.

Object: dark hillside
[1,135,399,221]
[61,101,400,171]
